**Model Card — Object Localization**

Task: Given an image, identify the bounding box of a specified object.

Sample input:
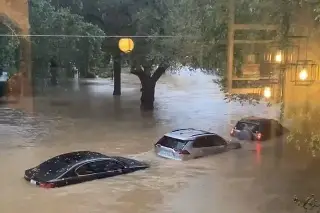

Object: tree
[50,0,134,95]
[0,24,19,73]
[54,0,195,109]
[29,0,106,82]
[286,106,320,157]
[26,0,313,108]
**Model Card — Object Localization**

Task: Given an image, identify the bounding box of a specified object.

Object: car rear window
[235,122,259,132]
[33,153,89,181]
[33,159,70,181]
[157,136,189,149]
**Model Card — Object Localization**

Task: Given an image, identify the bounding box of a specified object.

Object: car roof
[47,151,109,166]
[164,128,215,141]
[30,151,110,181]
[239,116,275,124]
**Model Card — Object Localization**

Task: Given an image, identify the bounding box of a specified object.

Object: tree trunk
[113,53,121,96]
[32,59,47,95]
[50,67,58,86]
[131,64,168,111]
[140,77,156,110]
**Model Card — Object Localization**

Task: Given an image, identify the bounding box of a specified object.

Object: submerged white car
[154,128,241,161]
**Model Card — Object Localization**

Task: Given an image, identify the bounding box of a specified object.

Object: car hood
[114,157,149,168]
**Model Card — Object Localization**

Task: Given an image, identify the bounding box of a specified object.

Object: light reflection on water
[0,69,316,213]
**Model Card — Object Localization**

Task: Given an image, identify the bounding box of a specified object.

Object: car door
[192,137,209,157]
[192,136,218,157]
[103,160,125,176]
[259,121,270,140]
[56,169,80,186]
[206,135,227,154]
[75,160,124,181]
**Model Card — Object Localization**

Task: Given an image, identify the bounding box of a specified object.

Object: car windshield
[33,152,95,181]
[157,136,189,150]
[33,158,70,181]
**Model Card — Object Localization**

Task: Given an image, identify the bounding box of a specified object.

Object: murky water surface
[1,69,319,213]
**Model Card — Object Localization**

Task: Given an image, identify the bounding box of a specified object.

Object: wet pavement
[0,68,319,213]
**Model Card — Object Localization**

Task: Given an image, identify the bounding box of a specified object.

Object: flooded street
[0,69,319,213]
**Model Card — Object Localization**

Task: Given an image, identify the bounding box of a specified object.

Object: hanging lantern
[299,68,308,81]
[264,43,298,64]
[263,87,272,98]
[118,38,134,53]
[289,60,319,86]
[274,50,283,63]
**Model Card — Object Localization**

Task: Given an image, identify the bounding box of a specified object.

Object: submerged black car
[230,116,289,141]
[24,151,149,188]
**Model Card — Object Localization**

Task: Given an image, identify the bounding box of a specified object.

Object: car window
[60,170,76,179]
[33,159,70,181]
[75,160,123,176]
[193,136,213,148]
[156,136,188,150]
[209,135,227,146]
[32,152,109,180]
[236,122,259,132]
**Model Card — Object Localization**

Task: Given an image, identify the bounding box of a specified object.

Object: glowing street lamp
[263,87,271,98]
[274,50,282,63]
[299,68,308,81]
[118,38,134,53]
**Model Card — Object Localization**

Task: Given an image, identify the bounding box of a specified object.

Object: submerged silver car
[154,128,241,161]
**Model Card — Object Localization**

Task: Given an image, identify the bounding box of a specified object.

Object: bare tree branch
[151,63,169,82]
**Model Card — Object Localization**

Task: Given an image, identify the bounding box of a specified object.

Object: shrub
[286,107,320,157]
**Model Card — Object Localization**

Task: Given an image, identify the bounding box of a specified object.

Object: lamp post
[272,48,286,121]
[112,38,134,96]
[227,0,235,92]
[279,64,286,122]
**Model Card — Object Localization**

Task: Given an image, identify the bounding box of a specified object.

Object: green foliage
[79,0,188,69]
[0,25,19,69]
[29,0,106,78]
[213,76,264,105]
[286,106,320,157]
[51,0,195,78]
[3,0,318,88]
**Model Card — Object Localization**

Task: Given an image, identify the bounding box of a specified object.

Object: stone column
[1,0,34,112]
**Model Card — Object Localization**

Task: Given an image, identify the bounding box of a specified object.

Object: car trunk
[24,160,69,188]
[24,168,58,188]
[231,121,261,140]
[155,136,189,160]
